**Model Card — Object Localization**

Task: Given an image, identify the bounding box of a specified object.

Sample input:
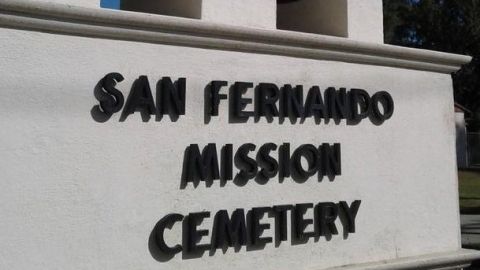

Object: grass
[459,170,480,213]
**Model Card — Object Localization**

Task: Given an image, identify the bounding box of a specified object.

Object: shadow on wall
[277,0,348,37]
[118,0,202,18]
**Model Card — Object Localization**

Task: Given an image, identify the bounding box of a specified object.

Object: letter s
[97,72,125,114]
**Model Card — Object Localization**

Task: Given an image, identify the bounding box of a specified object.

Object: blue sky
[100,0,120,9]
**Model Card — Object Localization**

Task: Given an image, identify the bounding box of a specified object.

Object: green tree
[384,0,480,130]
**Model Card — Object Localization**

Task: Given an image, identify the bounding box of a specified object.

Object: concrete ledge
[0,0,472,73]
[317,249,480,270]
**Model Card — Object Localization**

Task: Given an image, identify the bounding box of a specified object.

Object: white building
[0,1,478,269]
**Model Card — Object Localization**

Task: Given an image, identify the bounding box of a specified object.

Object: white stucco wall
[42,0,99,8]
[0,25,463,269]
[0,0,475,269]
[201,0,276,29]
[347,0,384,43]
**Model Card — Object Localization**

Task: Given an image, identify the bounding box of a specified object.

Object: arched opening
[118,0,202,19]
[277,0,348,37]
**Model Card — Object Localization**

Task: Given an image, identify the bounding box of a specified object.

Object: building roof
[455,103,472,113]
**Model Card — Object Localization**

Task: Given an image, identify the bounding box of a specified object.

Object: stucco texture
[0,28,460,270]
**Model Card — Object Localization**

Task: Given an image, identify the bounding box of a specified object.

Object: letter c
[154,213,184,256]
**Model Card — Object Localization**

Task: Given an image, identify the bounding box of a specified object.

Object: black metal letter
[291,144,320,181]
[184,212,211,254]
[371,91,394,124]
[249,207,273,246]
[325,87,348,121]
[278,143,291,178]
[320,143,341,177]
[209,80,228,116]
[305,86,326,120]
[182,144,220,186]
[339,200,361,233]
[256,143,279,183]
[221,144,233,181]
[98,72,125,115]
[256,83,280,120]
[234,143,258,182]
[272,205,293,243]
[293,203,316,241]
[232,82,255,121]
[157,77,186,120]
[315,202,339,236]
[154,213,184,256]
[211,209,247,249]
[121,75,156,121]
[280,84,304,119]
[349,88,371,122]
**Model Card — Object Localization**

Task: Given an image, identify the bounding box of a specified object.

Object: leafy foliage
[384,0,480,130]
